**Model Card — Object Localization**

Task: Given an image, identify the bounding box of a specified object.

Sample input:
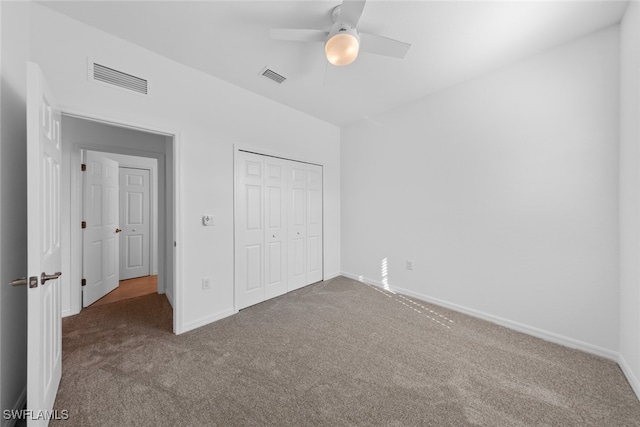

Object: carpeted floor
[51,276,640,426]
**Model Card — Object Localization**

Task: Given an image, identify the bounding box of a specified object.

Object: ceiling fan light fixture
[325,27,360,66]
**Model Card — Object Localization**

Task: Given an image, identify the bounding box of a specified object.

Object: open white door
[26,62,62,426]
[82,151,120,306]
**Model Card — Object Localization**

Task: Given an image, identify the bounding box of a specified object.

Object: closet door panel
[306,164,323,284]
[245,244,262,291]
[264,157,288,299]
[236,152,265,309]
[288,162,307,291]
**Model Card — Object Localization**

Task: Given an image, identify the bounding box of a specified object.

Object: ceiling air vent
[90,62,149,95]
[260,67,286,84]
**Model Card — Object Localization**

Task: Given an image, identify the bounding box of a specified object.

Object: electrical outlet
[406,260,413,271]
[202,277,211,290]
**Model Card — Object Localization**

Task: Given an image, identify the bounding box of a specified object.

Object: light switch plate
[202,215,214,226]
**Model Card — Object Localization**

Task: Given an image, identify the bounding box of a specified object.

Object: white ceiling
[41,1,628,126]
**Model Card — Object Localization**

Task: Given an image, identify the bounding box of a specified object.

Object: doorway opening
[61,114,177,331]
[82,150,159,307]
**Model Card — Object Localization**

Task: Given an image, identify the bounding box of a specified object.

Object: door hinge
[81,221,86,229]
[81,163,86,172]
[81,278,86,287]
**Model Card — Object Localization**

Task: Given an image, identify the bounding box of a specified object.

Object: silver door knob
[10,277,27,286]
[10,276,38,288]
[41,271,62,285]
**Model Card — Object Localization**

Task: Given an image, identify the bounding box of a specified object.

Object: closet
[235,150,323,310]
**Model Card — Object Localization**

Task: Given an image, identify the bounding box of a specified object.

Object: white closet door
[235,151,324,310]
[236,151,265,309]
[288,162,308,291]
[306,164,323,285]
[264,157,288,300]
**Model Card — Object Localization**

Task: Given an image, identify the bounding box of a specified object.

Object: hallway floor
[89,275,157,307]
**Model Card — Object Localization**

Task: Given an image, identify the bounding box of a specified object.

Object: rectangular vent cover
[92,63,149,95]
[261,68,286,84]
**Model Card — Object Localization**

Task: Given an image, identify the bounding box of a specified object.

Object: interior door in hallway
[82,151,120,307]
[119,167,150,280]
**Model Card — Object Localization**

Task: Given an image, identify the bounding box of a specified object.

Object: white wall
[0,2,29,422]
[1,1,3,413]
[61,116,169,316]
[28,3,340,333]
[619,0,640,399]
[342,26,620,356]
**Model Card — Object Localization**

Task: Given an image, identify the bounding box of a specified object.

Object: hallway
[89,275,157,308]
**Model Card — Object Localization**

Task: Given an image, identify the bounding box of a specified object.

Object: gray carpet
[52,276,640,426]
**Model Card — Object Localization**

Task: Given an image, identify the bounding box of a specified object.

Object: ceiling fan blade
[339,0,367,27]
[359,32,411,59]
[270,28,329,43]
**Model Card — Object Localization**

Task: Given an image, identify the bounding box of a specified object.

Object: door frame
[233,144,324,313]
[62,109,183,334]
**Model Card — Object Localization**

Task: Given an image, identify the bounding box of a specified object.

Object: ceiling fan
[270,0,411,67]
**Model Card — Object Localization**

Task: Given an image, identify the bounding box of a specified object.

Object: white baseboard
[61,308,77,318]
[341,272,618,361]
[342,272,386,289]
[618,353,640,401]
[1,386,27,427]
[178,308,235,334]
[324,272,342,281]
